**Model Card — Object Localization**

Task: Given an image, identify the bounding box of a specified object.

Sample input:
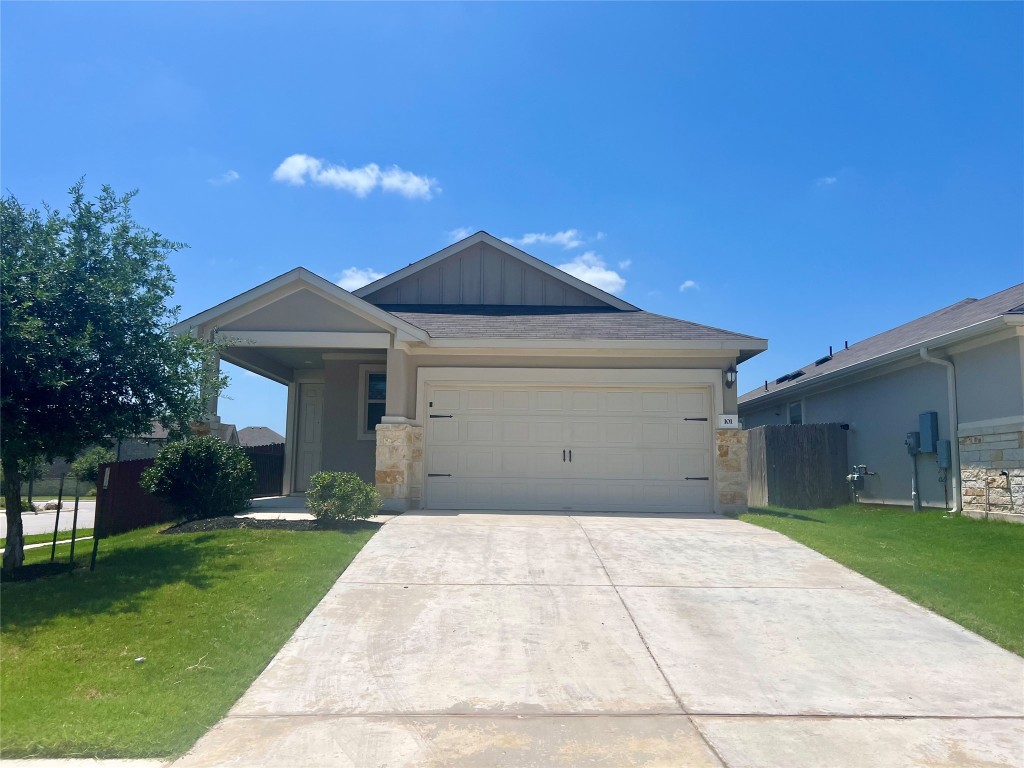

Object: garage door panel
[429,419,460,442]
[641,422,672,445]
[501,390,530,410]
[429,448,459,474]
[535,421,564,442]
[425,384,713,513]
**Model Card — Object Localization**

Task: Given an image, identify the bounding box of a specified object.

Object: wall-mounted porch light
[724,365,737,389]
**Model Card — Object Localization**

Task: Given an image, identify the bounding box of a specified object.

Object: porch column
[376,346,423,511]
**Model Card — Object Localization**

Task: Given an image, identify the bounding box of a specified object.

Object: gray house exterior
[174,232,766,515]
[738,284,1024,522]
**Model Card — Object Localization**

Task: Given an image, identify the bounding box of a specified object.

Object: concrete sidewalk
[173,510,1024,767]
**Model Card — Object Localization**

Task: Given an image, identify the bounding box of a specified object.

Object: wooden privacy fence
[95,445,285,538]
[747,424,850,509]
[95,459,176,537]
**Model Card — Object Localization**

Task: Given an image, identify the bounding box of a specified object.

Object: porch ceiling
[222,347,386,383]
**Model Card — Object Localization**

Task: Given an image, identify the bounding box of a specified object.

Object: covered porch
[172,268,426,509]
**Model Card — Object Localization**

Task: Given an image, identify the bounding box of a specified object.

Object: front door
[294,383,324,493]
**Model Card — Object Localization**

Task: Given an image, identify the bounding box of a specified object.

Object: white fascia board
[352,231,639,311]
[171,267,428,341]
[738,316,1012,411]
[215,331,391,349]
[417,337,766,352]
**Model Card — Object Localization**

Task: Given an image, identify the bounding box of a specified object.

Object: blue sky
[3,2,1022,435]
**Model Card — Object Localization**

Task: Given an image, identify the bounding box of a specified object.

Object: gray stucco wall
[953,336,1023,425]
[741,362,952,507]
[320,359,377,483]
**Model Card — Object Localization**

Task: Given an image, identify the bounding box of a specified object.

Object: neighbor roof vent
[814,355,833,366]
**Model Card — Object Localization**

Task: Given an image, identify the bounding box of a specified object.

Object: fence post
[50,474,65,561]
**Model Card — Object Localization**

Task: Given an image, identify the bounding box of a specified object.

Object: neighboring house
[174,232,766,514]
[739,284,1024,522]
[238,426,285,447]
[117,421,239,461]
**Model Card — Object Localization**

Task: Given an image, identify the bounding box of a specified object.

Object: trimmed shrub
[306,471,381,523]
[140,436,255,520]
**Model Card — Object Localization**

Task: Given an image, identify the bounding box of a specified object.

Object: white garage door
[425,384,712,513]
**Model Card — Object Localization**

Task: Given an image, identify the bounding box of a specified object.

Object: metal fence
[244,444,285,498]
[748,424,850,509]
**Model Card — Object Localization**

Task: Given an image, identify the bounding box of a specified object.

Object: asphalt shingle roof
[739,283,1024,405]
[379,305,764,343]
[238,426,285,446]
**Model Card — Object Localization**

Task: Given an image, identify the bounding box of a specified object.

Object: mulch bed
[161,516,380,535]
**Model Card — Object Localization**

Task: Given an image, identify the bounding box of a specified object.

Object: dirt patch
[160,516,380,535]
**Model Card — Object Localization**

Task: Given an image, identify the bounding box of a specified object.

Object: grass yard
[1,521,377,758]
[739,504,1024,656]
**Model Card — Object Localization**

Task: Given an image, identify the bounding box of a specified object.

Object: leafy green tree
[71,445,117,484]
[1,181,224,571]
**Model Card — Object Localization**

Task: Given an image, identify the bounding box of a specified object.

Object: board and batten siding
[361,241,606,307]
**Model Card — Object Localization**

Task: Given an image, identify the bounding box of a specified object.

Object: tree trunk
[2,457,25,572]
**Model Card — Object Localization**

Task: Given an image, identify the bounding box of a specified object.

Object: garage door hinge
[428,473,452,477]
[429,414,454,419]
[684,417,709,421]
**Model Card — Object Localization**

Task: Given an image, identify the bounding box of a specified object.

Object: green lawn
[1,522,377,758]
[739,504,1024,656]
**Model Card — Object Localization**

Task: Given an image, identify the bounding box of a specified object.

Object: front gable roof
[171,267,429,341]
[354,231,639,311]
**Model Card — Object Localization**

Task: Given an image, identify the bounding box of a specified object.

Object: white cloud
[816,176,838,186]
[272,154,439,200]
[557,252,626,294]
[447,226,474,243]
[208,169,240,185]
[503,229,583,250]
[618,259,632,270]
[337,267,386,291]
[678,280,699,292]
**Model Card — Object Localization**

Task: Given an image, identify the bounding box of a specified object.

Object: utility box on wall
[919,411,939,454]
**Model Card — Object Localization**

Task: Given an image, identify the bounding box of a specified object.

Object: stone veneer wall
[960,422,1024,523]
[715,428,748,513]
[375,423,424,512]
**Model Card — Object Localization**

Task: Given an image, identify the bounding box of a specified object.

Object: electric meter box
[905,431,920,454]
[937,439,952,469]
[919,411,939,453]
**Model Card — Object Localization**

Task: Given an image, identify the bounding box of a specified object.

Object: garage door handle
[684,417,708,422]
[569,449,572,462]
[685,476,709,481]
[429,414,453,419]
[563,449,566,462]
[428,473,452,477]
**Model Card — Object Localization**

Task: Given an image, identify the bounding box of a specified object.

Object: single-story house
[738,283,1024,522]
[238,426,286,447]
[174,232,766,514]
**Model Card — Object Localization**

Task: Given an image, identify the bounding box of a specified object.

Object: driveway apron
[173,511,1024,768]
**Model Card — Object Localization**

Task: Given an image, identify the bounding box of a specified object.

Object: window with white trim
[358,365,387,439]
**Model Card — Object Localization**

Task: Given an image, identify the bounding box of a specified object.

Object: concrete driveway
[174,511,1024,768]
